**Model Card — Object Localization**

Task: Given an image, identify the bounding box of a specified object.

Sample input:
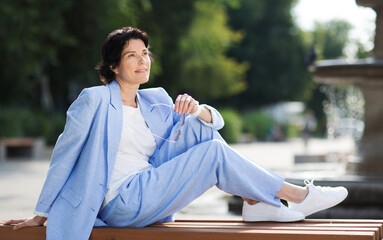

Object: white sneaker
[288,179,348,217]
[242,201,305,222]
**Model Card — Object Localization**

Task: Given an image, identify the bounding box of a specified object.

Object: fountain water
[314,59,383,175]
[321,84,365,141]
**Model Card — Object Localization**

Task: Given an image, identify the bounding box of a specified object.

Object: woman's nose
[138,55,147,63]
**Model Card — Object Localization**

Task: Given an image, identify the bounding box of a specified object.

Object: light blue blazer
[34,80,224,240]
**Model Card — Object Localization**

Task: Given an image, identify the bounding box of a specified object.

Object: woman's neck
[117,80,139,108]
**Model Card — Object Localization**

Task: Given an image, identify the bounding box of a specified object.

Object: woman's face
[113,39,151,86]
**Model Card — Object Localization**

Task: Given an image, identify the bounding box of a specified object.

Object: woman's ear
[110,65,118,75]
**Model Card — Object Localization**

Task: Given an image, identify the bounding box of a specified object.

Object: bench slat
[0,138,36,147]
[154,222,381,240]
[90,227,376,240]
[0,225,45,240]
[175,219,382,239]
[0,219,381,240]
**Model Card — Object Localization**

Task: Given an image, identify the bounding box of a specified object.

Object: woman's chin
[140,78,150,84]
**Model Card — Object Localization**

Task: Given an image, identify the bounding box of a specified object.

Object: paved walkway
[0,137,355,222]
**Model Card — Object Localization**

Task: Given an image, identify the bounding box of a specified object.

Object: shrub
[218,109,242,143]
[284,123,301,139]
[242,111,273,141]
[0,107,65,145]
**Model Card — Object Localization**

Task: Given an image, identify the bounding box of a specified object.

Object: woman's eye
[143,52,148,56]
[128,54,135,57]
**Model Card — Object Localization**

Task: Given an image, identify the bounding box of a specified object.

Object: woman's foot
[242,201,305,222]
[288,180,348,217]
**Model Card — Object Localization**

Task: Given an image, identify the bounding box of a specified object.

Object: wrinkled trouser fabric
[100,116,284,227]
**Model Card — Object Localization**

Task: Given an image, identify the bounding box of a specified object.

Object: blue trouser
[100,117,284,227]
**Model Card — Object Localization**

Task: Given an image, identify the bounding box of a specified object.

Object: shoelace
[304,179,334,194]
[304,179,314,186]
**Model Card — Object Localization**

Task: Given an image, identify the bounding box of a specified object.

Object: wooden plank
[175,219,383,239]
[0,138,36,147]
[0,225,45,240]
[90,227,376,240]
[177,219,383,224]
[1,220,380,240]
[168,221,382,231]
[153,221,381,240]
[304,219,383,239]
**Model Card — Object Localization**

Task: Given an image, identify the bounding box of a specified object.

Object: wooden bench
[0,138,44,162]
[1,219,382,240]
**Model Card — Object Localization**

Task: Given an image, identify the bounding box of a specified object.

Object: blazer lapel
[106,81,123,179]
[136,91,164,147]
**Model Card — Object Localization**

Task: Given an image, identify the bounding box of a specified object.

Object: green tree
[311,20,352,59]
[354,41,372,59]
[0,0,74,108]
[48,0,146,109]
[227,0,312,107]
[177,0,248,101]
[130,0,247,103]
[0,0,144,140]
[0,0,144,110]
[131,0,197,95]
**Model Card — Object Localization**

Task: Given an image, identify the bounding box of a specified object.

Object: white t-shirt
[102,104,157,209]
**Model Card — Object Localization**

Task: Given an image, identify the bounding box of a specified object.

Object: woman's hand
[174,93,198,115]
[3,216,47,230]
[174,93,213,123]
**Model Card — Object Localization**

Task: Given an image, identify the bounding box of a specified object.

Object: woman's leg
[100,138,285,227]
[242,182,308,205]
[163,118,308,204]
[277,182,308,203]
[100,117,346,226]
[150,116,223,167]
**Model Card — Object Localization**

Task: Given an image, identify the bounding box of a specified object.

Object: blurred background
[0,0,375,144]
[0,0,380,220]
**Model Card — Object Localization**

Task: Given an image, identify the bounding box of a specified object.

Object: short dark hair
[95,26,152,84]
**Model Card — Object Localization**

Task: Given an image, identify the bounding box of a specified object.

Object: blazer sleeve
[196,104,225,131]
[34,88,97,215]
[159,88,224,130]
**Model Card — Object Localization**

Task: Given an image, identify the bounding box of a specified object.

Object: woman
[4,27,347,240]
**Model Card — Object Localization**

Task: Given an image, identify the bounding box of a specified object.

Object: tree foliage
[48,0,149,108]
[0,0,74,107]
[311,20,352,59]
[178,0,248,101]
[132,0,247,102]
[0,0,357,141]
[227,0,312,107]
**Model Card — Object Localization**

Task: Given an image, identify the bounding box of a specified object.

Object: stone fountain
[293,0,383,219]
[314,0,383,176]
[229,0,383,218]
